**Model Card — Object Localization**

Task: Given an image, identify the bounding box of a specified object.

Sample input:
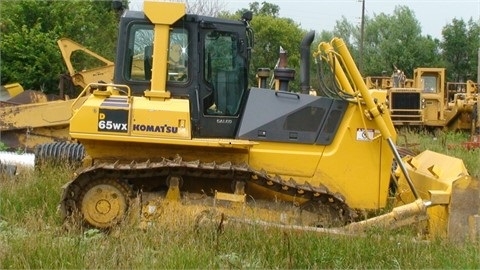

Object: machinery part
[78,178,133,229]
[165,175,182,201]
[0,162,18,176]
[60,156,354,229]
[322,37,420,200]
[396,150,479,242]
[448,177,479,241]
[219,199,428,236]
[34,141,85,164]
[57,38,114,88]
[0,151,35,168]
[299,197,349,228]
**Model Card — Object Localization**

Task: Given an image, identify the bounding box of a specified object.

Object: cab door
[193,24,249,138]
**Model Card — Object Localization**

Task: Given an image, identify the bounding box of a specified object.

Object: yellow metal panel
[143,1,185,96]
[316,105,392,210]
[70,95,191,139]
[249,142,324,177]
[131,97,190,139]
[248,103,393,210]
[70,95,106,134]
[143,1,185,25]
[411,150,469,183]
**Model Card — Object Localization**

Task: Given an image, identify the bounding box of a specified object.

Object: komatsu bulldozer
[60,0,480,241]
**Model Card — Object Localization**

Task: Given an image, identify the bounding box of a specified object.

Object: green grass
[1,131,479,269]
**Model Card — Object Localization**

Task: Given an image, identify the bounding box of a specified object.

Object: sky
[130,0,480,39]
[225,0,480,39]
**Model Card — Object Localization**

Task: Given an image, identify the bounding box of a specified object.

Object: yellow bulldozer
[59,0,479,242]
[365,67,479,132]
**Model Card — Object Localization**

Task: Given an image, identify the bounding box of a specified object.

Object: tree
[441,18,480,82]
[0,0,121,93]
[361,6,442,78]
[316,6,446,79]
[332,16,359,49]
[222,2,304,90]
[248,1,280,17]
[186,0,226,17]
[465,19,480,82]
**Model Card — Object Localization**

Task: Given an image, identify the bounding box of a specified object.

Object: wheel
[79,178,133,229]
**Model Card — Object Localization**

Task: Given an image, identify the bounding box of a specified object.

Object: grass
[1,131,479,269]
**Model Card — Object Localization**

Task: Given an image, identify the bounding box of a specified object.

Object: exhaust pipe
[300,30,315,94]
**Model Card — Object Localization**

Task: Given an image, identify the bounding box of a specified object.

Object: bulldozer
[59,0,479,241]
[365,68,479,132]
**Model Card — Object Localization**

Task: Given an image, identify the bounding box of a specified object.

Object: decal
[98,109,129,133]
[216,119,233,124]
[356,128,375,141]
[133,124,178,133]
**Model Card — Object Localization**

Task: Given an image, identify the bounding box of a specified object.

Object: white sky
[130,0,480,39]
[227,0,480,39]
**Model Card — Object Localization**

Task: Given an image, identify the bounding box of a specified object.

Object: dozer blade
[448,176,479,241]
[396,150,480,242]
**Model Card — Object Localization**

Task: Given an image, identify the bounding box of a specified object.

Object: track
[60,155,356,229]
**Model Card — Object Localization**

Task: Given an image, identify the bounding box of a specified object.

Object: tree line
[1,0,478,94]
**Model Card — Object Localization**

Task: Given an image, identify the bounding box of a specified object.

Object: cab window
[422,76,438,93]
[125,25,189,83]
[203,30,246,116]
[168,29,189,82]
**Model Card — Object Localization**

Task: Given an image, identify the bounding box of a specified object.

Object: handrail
[71,83,133,110]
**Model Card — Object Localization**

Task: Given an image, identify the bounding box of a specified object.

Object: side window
[204,30,246,116]
[125,24,153,81]
[125,25,188,83]
[422,76,438,93]
[168,29,189,82]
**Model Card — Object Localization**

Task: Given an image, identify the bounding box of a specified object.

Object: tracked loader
[59,0,479,241]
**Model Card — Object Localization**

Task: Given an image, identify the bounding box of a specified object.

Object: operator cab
[113,10,252,138]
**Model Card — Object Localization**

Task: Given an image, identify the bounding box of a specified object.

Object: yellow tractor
[60,0,479,241]
[365,67,479,132]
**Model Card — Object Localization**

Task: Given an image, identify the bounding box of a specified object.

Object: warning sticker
[356,128,375,141]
